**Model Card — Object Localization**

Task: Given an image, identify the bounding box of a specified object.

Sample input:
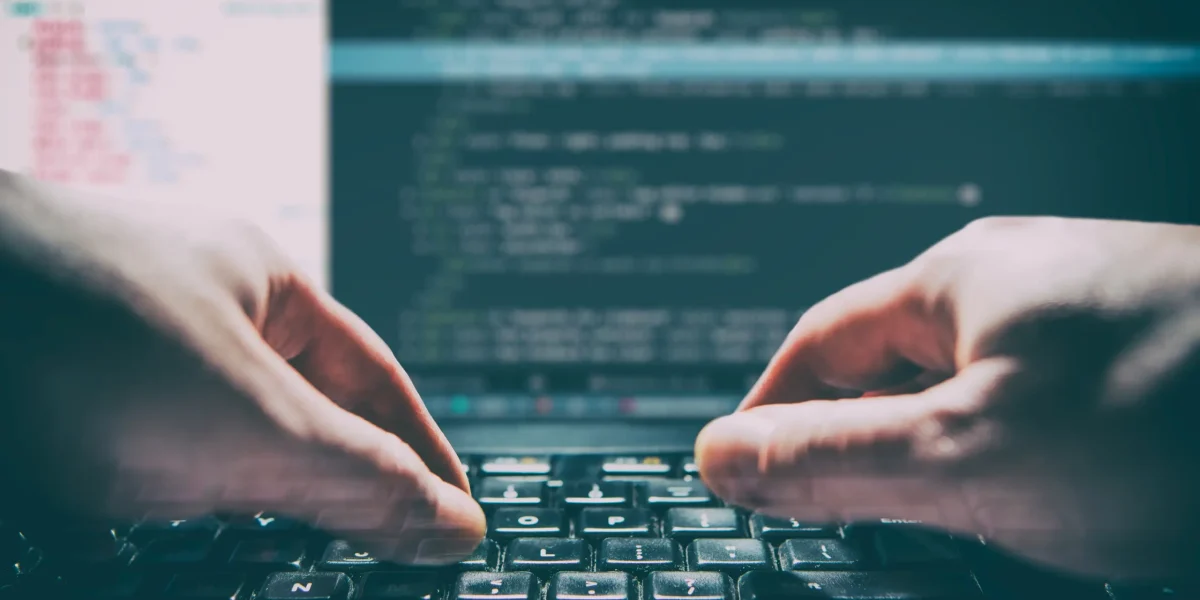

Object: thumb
[696,360,1013,529]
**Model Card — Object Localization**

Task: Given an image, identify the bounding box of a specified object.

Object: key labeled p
[608,515,625,526]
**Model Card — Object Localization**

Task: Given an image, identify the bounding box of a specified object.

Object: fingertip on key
[694,411,776,499]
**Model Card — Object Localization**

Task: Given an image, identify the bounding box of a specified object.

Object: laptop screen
[4,1,1198,423]
[330,0,1200,421]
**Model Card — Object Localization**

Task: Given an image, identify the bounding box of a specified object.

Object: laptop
[4,1,1200,598]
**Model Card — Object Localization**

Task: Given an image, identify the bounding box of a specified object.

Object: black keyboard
[0,453,1191,599]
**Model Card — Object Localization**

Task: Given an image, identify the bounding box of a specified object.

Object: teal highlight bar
[10,1,41,17]
[330,41,1200,82]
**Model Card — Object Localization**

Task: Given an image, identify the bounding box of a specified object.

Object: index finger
[741,265,950,410]
[260,275,469,493]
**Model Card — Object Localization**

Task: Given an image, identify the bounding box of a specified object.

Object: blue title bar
[330,42,1200,82]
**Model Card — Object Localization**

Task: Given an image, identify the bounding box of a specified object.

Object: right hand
[0,171,485,565]
[696,216,1200,580]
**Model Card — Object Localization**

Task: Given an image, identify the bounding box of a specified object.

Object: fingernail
[696,412,776,501]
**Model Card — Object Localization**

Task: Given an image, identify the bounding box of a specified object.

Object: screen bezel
[442,420,710,453]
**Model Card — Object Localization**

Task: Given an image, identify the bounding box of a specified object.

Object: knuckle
[923,216,1026,264]
[960,215,1030,237]
[207,216,284,269]
[206,216,296,322]
[910,405,1004,479]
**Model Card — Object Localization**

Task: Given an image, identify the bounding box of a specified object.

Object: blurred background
[3,0,1199,422]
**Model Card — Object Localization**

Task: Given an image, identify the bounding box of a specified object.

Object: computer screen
[330,0,1200,420]
[5,1,1200,422]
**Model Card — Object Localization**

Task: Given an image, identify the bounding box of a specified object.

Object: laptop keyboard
[0,453,1192,599]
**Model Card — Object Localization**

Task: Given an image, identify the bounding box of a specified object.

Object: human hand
[0,171,484,565]
[696,216,1200,580]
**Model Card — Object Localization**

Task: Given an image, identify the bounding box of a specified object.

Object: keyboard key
[459,539,499,571]
[504,538,588,572]
[259,572,350,600]
[602,455,672,475]
[133,537,213,567]
[665,508,741,539]
[454,572,537,600]
[871,528,963,568]
[164,572,245,598]
[477,480,545,506]
[490,509,565,538]
[687,538,771,574]
[129,515,221,543]
[738,570,983,599]
[228,538,306,570]
[779,539,865,571]
[319,539,382,571]
[550,572,633,600]
[646,572,734,600]
[560,482,632,507]
[480,455,552,476]
[361,572,444,599]
[577,508,652,539]
[598,538,680,572]
[682,456,700,475]
[749,514,839,541]
[225,512,302,534]
[643,480,713,507]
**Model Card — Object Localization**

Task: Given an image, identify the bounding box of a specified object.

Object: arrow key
[550,572,633,600]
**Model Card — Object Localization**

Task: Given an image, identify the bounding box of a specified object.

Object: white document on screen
[0,0,328,286]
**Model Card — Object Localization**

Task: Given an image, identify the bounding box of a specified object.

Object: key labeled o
[518,515,540,525]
